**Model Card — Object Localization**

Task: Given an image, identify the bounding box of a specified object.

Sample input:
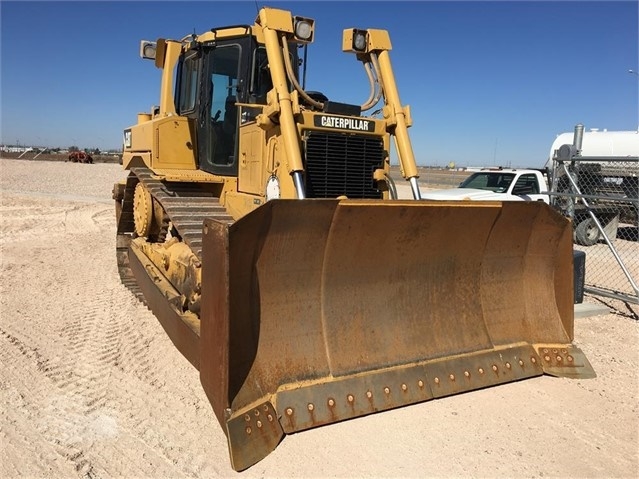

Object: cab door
[511,173,548,203]
[196,40,252,177]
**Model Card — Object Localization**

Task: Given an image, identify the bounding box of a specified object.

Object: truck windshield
[460,172,515,193]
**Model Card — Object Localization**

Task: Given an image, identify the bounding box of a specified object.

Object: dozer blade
[198,199,595,471]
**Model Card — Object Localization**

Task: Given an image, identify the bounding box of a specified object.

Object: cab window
[177,52,199,114]
[203,44,241,169]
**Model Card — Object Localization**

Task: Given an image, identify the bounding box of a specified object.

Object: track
[115,167,233,304]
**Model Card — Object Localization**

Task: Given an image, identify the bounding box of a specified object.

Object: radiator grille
[304,131,385,199]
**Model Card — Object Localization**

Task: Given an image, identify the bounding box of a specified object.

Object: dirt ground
[1,158,637,479]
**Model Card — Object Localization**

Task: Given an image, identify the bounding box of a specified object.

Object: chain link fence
[549,155,639,305]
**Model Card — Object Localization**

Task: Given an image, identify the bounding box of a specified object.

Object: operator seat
[217,96,237,165]
[223,96,237,135]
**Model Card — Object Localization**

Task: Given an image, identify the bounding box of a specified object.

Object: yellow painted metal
[238,124,267,195]
[259,9,305,178]
[341,29,391,55]
[342,29,357,53]
[125,122,153,153]
[137,113,152,124]
[136,237,203,314]
[154,39,167,69]
[133,183,153,237]
[121,38,189,171]
[123,116,196,170]
[151,169,224,183]
[257,7,294,33]
[376,49,418,180]
[158,40,181,116]
[122,151,151,170]
[152,116,197,169]
[128,240,201,367]
[340,27,418,181]
[198,25,261,44]
[366,28,392,51]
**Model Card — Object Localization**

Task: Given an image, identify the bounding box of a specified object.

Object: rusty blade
[198,199,588,470]
[535,344,596,379]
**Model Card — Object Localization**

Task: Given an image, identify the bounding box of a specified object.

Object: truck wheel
[574,218,600,246]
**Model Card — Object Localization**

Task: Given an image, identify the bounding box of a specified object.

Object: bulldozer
[68,150,93,163]
[113,7,595,471]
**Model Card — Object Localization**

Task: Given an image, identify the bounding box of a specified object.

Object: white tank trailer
[548,127,638,165]
[548,124,638,247]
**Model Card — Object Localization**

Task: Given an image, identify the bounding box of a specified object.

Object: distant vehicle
[422,127,638,247]
[546,128,638,167]
[421,168,549,203]
[67,151,93,164]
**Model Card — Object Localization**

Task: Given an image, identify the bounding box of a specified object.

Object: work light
[294,17,314,42]
[140,41,157,60]
[352,30,367,51]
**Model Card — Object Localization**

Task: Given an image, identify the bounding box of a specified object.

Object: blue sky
[1,1,637,167]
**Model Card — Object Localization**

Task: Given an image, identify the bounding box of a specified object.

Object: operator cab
[174,34,300,177]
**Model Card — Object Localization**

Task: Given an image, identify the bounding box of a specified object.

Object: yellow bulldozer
[113,7,595,471]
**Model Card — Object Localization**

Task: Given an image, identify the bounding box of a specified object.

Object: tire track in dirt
[91,208,114,230]
[1,258,198,477]
[1,387,80,478]
[0,327,99,478]
[41,243,178,476]
[1,161,227,476]
[0,325,118,479]
[0,203,66,243]
[2,188,224,476]
[0,197,110,244]
[1,194,198,477]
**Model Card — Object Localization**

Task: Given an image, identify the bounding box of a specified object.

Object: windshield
[250,44,299,104]
[460,172,515,193]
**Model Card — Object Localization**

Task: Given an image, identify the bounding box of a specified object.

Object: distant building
[1,145,31,153]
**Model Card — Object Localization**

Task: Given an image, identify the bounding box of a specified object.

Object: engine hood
[421,188,522,201]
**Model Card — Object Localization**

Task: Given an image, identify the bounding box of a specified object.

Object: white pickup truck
[421,168,550,204]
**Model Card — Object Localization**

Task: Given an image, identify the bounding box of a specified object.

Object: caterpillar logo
[314,115,374,132]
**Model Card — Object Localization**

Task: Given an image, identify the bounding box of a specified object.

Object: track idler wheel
[133,183,153,237]
[133,183,168,242]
